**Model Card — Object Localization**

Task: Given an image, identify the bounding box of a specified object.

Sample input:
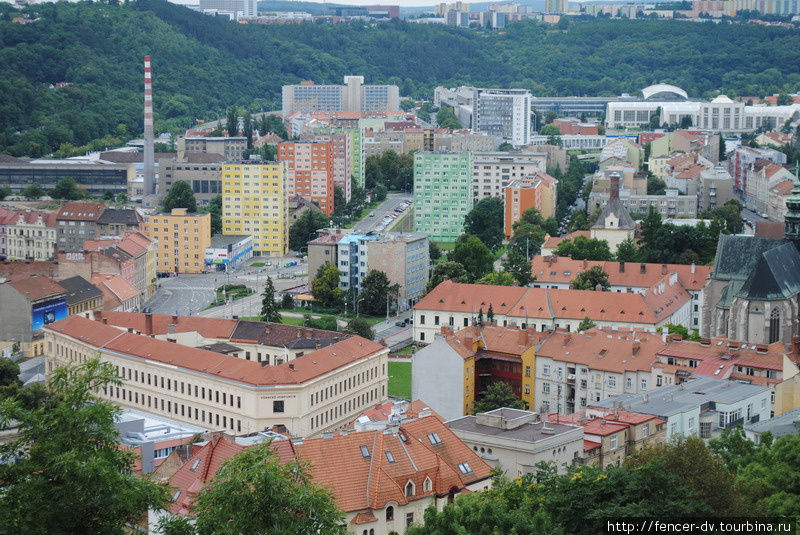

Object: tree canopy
[162,180,197,213]
[554,235,613,261]
[259,277,281,323]
[570,265,610,291]
[473,381,526,414]
[464,197,505,251]
[311,263,344,310]
[447,234,495,283]
[0,359,168,534]
[426,261,469,293]
[289,209,329,253]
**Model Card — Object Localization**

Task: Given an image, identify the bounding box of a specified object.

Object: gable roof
[91,274,139,309]
[711,234,785,282]
[5,276,66,302]
[96,208,143,226]
[55,201,106,222]
[541,230,591,251]
[592,199,636,230]
[55,275,103,305]
[537,329,666,374]
[738,242,800,301]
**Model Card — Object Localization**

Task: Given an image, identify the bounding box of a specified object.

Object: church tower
[785,164,800,247]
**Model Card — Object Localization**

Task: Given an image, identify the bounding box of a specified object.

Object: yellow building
[222,162,289,257]
[144,208,211,274]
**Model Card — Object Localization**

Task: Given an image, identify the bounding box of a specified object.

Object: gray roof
[737,242,800,301]
[97,208,141,226]
[55,275,103,306]
[197,341,243,354]
[210,234,251,248]
[18,356,45,385]
[447,414,581,443]
[745,407,800,438]
[591,200,636,230]
[711,234,785,282]
[592,376,769,419]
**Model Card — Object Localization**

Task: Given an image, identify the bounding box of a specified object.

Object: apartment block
[0,276,67,357]
[0,208,57,261]
[472,151,548,201]
[313,126,365,189]
[55,201,106,253]
[278,141,335,215]
[222,161,289,257]
[44,312,389,438]
[300,132,353,201]
[473,88,532,146]
[504,172,557,238]
[144,208,211,274]
[177,136,246,161]
[366,232,430,311]
[282,76,399,116]
[413,152,473,242]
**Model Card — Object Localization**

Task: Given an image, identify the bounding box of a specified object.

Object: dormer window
[423,477,433,492]
[405,480,415,497]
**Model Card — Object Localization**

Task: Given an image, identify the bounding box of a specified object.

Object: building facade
[0,208,57,261]
[504,172,557,238]
[472,151,548,201]
[278,141,335,215]
[367,233,430,311]
[177,136,246,161]
[55,201,106,253]
[0,160,133,197]
[221,161,289,257]
[144,209,211,274]
[157,153,227,206]
[473,88,532,146]
[204,234,254,271]
[413,152,473,242]
[282,76,400,116]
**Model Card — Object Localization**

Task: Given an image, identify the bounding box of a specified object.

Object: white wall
[412,337,465,420]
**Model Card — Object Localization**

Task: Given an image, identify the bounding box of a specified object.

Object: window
[385,451,395,463]
[419,315,425,325]
[525,366,531,377]
[458,462,473,474]
[405,481,415,497]
[543,364,551,375]
[189,458,201,472]
[610,434,618,449]
[423,477,432,492]
[769,308,780,343]
[273,400,284,413]
[626,377,632,389]
[406,513,414,527]
[642,424,649,438]
[360,445,371,458]
[688,417,695,429]
[386,506,394,521]
[427,432,443,446]
[608,376,616,388]
[641,379,648,391]
[542,382,550,394]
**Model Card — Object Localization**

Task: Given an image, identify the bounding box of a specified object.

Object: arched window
[362,530,368,535]
[370,530,374,535]
[769,308,781,343]
[405,480,415,497]
[423,477,433,492]
[386,506,394,521]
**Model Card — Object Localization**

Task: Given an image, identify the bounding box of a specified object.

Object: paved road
[741,206,769,228]
[144,255,308,316]
[352,193,412,234]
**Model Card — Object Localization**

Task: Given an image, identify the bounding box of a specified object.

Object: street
[351,193,412,234]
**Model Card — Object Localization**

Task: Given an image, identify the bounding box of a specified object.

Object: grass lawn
[279,314,305,326]
[433,241,455,251]
[388,361,412,400]
[250,262,265,267]
[393,344,415,355]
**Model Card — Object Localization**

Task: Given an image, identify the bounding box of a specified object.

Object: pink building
[278,141,335,216]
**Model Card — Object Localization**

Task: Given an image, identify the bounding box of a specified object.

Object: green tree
[498,141,513,151]
[0,359,168,534]
[345,317,374,339]
[22,182,45,201]
[242,111,253,149]
[473,381,525,414]
[578,317,596,331]
[508,208,548,261]
[168,441,345,535]
[679,115,693,129]
[448,234,495,283]
[436,105,462,129]
[259,114,287,139]
[51,178,86,200]
[400,99,416,111]
[429,241,441,261]
[477,271,516,286]
[281,293,294,309]
[0,357,20,388]
[776,93,793,106]
[426,261,469,293]
[719,133,727,161]
[647,174,667,195]
[162,180,197,213]
[311,263,344,310]
[259,277,281,323]
[502,249,533,286]
[539,124,561,136]
[487,303,495,323]
[359,269,391,316]
[554,236,613,261]
[615,238,640,262]
[464,197,505,250]
[0,185,11,201]
[373,183,388,202]
[658,323,700,341]
[226,107,238,136]
[200,194,223,234]
[709,426,760,474]
[570,265,610,290]
[702,198,743,234]
[288,209,329,252]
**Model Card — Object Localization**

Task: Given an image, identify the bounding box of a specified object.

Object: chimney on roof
[610,174,620,201]
[619,261,625,273]
[261,361,268,368]
[289,363,295,371]
[632,343,640,355]
[691,262,696,274]
[171,314,178,324]
[661,264,667,275]
[167,323,176,335]
[662,330,667,343]
[144,312,153,336]
[640,264,646,274]
[102,317,108,324]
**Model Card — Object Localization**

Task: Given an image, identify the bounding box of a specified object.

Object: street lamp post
[356,297,364,318]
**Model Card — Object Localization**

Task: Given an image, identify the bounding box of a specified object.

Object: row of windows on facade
[310,385,382,430]
[310,364,383,407]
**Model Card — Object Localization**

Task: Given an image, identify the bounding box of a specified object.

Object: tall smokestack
[143,56,155,196]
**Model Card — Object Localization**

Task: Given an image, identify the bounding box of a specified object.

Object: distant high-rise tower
[143,56,155,196]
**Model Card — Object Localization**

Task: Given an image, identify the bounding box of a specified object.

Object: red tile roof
[770,179,794,196]
[441,324,549,361]
[531,256,711,291]
[91,274,139,309]
[541,231,591,251]
[93,310,237,339]
[56,201,106,221]
[538,329,666,374]
[46,315,384,386]
[6,275,66,301]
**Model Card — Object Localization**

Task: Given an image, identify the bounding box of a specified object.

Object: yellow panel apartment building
[222,161,289,257]
[144,208,211,274]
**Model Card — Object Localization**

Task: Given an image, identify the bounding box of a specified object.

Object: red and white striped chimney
[143,56,155,196]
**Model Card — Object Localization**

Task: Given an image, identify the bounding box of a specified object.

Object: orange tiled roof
[770,179,794,196]
[6,275,66,302]
[45,315,384,386]
[91,274,138,309]
[541,231,591,251]
[56,201,105,221]
[93,310,237,339]
[538,329,666,374]
[531,256,711,291]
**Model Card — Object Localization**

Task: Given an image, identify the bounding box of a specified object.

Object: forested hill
[2,0,800,157]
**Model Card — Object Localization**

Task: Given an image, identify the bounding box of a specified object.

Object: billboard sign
[32,298,68,331]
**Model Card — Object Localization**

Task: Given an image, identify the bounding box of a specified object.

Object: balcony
[567,374,576,383]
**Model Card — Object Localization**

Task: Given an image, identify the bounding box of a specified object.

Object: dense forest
[2,0,800,156]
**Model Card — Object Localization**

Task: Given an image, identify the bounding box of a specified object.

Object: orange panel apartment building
[504,171,557,239]
[278,141,335,216]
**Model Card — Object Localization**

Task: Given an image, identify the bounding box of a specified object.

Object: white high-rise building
[282,76,400,116]
[472,88,532,146]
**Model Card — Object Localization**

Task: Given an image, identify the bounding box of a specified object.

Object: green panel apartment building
[315,127,364,189]
[413,152,473,242]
